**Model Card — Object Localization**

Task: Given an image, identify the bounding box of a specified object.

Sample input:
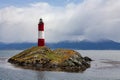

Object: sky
[0,0,120,43]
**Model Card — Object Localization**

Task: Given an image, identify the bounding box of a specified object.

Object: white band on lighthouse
[38,31,44,39]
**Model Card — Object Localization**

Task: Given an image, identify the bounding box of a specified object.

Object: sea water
[0,50,120,80]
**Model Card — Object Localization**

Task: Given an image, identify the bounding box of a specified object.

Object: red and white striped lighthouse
[38,18,45,46]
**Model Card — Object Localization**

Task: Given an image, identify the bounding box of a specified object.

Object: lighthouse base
[38,39,45,46]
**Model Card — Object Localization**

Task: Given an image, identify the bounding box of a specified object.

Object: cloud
[0,0,120,43]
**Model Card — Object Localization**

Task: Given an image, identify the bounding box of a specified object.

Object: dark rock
[84,56,92,61]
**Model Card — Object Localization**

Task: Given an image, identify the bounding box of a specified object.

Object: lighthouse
[38,18,45,46]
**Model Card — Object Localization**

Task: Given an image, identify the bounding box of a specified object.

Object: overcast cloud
[0,0,120,43]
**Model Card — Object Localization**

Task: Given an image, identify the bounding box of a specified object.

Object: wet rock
[84,56,92,61]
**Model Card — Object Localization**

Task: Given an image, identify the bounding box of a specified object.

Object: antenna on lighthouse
[38,18,45,46]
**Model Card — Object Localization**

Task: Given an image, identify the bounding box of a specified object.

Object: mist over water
[0,50,120,80]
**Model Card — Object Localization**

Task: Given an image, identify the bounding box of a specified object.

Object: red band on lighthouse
[38,18,45,46]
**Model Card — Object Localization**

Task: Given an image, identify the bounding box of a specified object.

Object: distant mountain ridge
[0,42,37,50]
[0,40,120,50]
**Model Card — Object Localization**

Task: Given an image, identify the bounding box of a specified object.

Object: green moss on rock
[8,46,92,72]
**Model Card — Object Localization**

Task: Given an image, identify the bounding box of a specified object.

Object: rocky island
[8,46,92,72]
